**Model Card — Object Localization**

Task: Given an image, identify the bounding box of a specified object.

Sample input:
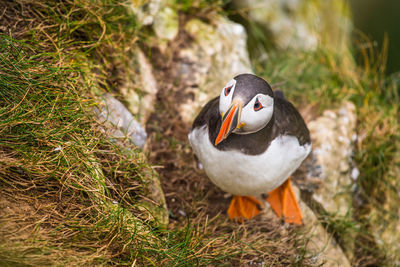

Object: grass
[0,33,146,265]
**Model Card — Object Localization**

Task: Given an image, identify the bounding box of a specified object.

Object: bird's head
[215,73,274,145]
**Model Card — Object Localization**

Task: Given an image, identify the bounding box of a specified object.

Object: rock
[293,102,357,261]
[177,16,252,123]
[153,6,179,41]
[96,93,147,148]
[128,0,164,25]
[231,0,352,52]
[119,47,159,126]
[299,194,352,267]
[306,102,357,216]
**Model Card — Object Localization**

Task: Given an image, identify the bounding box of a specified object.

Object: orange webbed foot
[265,178,303,225]
[228,195,263,221]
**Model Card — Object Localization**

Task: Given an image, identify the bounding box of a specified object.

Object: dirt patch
[0,1,33,37]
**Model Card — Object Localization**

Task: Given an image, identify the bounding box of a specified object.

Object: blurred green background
[350,0,400,74]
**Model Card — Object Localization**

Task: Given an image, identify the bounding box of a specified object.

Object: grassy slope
[0,34,229,266]
[0,1,222,265]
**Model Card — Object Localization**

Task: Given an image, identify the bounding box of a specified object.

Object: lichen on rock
[153,6,179,41]
[136,166,169,229]
[128,0,164,25]
[306,102,357,217]
[95,93,168,228]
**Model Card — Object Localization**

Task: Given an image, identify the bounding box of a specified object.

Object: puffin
[188,73,311,225]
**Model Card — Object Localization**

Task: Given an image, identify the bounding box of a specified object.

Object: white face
[219,80,274,134]
[219,79,236,115]
[239,93,274,133]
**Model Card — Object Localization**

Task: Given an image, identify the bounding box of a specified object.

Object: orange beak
[215,100,243,146]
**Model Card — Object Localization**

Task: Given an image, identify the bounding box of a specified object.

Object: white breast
[188,126,311,196]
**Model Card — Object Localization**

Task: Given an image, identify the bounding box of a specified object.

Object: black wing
[192,96,220,130]
[272,97,310,146]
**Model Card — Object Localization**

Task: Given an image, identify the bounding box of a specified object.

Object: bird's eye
[254,98,263,111]
[224,86,232,96]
